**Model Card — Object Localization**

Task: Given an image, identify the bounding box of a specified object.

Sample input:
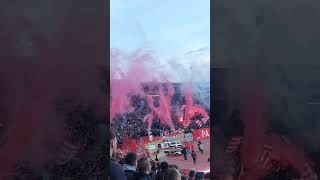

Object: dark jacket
[123,164,137,180]
[155,170,166,180]
[125,170,137,180]
[110,159,127,180]
[135,172,153,180]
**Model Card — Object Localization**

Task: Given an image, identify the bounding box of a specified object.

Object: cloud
[152,46,210,83]
[110,0,210,83]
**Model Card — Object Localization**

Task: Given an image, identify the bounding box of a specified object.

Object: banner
[164,133,185,142]
[192,128,210,140]
[143,136,163,151]
[143,133,185,150]
[142,136,163,145]
[121,128,210,152]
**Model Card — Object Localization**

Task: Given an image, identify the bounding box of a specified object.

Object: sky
[110,0,210,82]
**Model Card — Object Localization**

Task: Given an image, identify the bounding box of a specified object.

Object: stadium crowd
[110,131,210,180]
[111,95,210,145]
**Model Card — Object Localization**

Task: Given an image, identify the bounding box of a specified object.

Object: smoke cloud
[0,1,106,178]
[213,0,320,151]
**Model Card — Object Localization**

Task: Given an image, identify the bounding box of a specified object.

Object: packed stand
[111,94,210,145]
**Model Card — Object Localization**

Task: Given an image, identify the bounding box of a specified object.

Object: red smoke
[147,83,175,130]
[182,84,209,127]
[183,85,194,127]
[238,87,316,179]
[0,42,104,179]
[110,49,152,121]
[110,49,209,130]
[111,49,177,129]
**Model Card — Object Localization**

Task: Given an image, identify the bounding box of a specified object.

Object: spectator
[110,131,127,180]
[170,165,182,176]
[155,161,169,180]
[170,165,179,170]
[123,152,138,180]
[188,170,196,180]
[117,150,126,164]
[136,157,153,180]
[195,172,205,180]
[181,176,188,180]
[150,160,157,179]
[164,168,181,180]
